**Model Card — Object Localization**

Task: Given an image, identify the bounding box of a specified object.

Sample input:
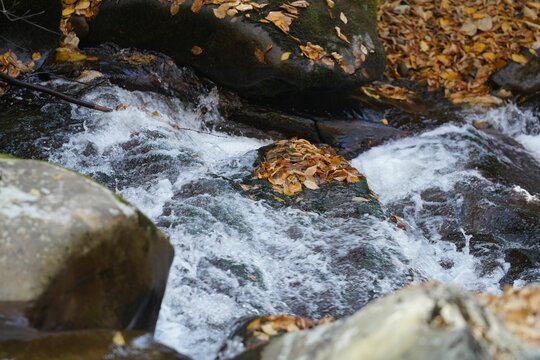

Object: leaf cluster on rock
[165,0,368,75]
[243,314,334,350]
[378,0,540,105]
[0,51,38,95]
[255,138,364,196]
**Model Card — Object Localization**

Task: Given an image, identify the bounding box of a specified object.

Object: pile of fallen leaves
[255,138,363,196]
[378,0,540,105]
[58,0,102,61]
[243,314,334,350]
[475,286,540,344]
[0,51,39,96]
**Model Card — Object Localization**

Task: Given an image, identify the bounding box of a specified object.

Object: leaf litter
[242,314,334,350]
[255,138,364,196]
[377,0,540,105]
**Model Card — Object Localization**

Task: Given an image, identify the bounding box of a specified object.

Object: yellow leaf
[112,332,125,347]
[31,52,41,61]
[420,41,429,52]
[511,53,528,65]
[62,7,75,16]
[482,52,496,62]
[75,1,90,10]
[381,118,389,125]
[472,42,486,53]
[280,52,291,60]
[326,0,334,8]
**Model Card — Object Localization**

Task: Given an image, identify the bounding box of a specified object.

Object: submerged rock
[0,325,190,360]
[84,0,385,100]
[232,283,540,360]
[0,157,173,332]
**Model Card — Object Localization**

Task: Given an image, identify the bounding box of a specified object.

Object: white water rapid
[42,84,539,359]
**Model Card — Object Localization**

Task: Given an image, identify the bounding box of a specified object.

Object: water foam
[45,86,532,359]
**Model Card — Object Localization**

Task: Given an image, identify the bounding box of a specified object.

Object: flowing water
[2,82,539,359]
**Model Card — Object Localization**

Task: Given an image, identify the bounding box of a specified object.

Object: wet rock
[315,118,406,158]
[0,0,61,66]
[491,53,540,95]
[242,142,384,219]
[0,325,190,360]
[85,0,385,100]
[232,283,540,360]
[0,157,173,331]
[42,44,210,103]
[223,99,407,158]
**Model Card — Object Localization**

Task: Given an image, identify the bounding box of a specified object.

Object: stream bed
[1,80,539,359]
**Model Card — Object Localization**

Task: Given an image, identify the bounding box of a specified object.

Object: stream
[1,79,539,359]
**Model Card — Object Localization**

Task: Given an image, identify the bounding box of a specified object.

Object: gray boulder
[0,157,173,332]
[234,283,540,360]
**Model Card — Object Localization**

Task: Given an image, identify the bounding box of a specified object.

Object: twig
[0,72,112,112]
[0,0,61,35]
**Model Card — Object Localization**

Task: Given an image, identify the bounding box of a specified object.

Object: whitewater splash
[44,85,539,359]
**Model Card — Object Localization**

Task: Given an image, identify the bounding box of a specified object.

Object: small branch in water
[0,72,112,112]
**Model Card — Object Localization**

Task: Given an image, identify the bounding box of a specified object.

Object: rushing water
[3,81,539,359]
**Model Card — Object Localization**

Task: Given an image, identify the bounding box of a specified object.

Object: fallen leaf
[511,53,529,64]
[281,51,291,60]
[335,27,351,44]
[191,46,203,55]
[112,332,125,347]
[264,11,294,33]
[339,12,348,24]
[255,47,266,63]
[191,0,204,13]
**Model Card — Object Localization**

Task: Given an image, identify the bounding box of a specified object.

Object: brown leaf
[335,27,351,44]
[191,0,204,13]
[191,46,203,55]
[255,47,266,63]
[264,11,294,33]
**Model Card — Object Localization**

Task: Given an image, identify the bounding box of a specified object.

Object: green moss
[367,0,378,20]
[0,153,18,159]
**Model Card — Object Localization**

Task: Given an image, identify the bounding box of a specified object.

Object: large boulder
[233,283,540,360]
[0,157,173,332]
[84,0,385,99]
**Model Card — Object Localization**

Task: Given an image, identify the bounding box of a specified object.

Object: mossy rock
[85,0,385,100]
[0,158,174,332]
